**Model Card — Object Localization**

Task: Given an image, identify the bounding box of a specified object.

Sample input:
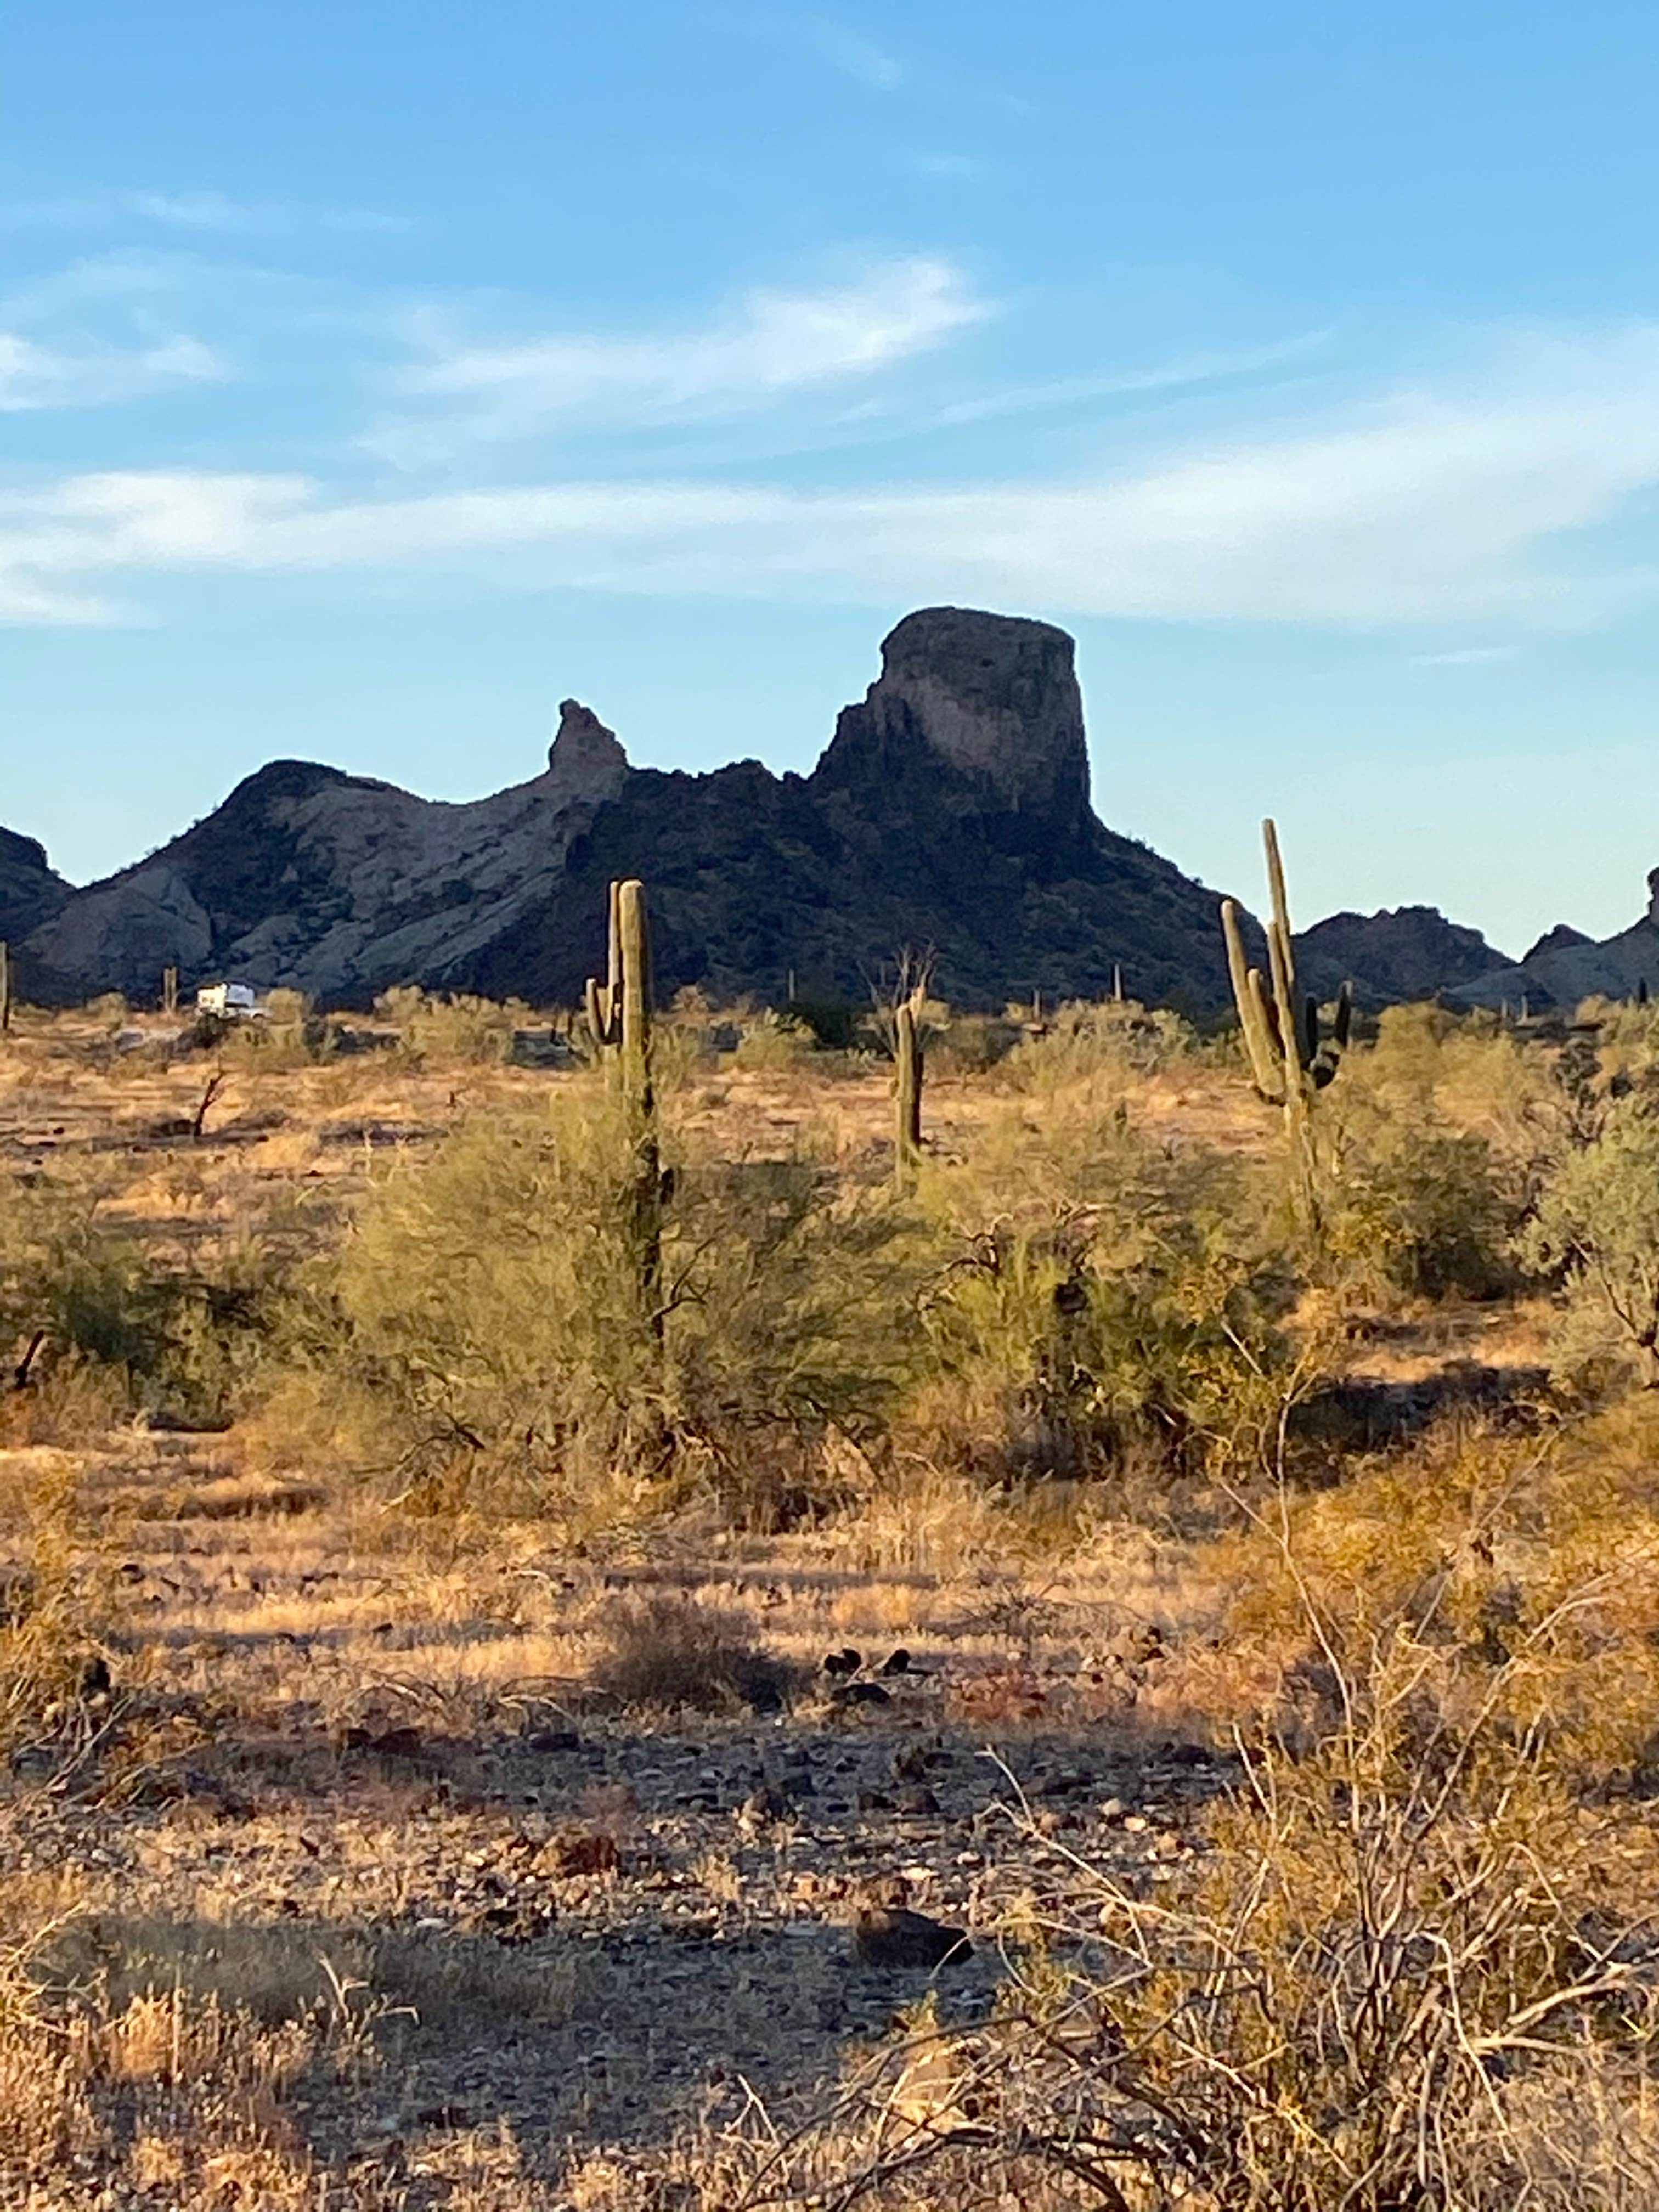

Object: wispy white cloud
[913,337,1328,431]
[0,189,409,238]
[11,323,1659,631]
[373,256,989,460]
[0,249,233,414]
[0,328,226,412]
[1410,645,1522,667]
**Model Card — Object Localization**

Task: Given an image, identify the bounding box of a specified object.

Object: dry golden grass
[0,994,1652,2204]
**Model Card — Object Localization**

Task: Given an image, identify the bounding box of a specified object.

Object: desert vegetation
[2,890,1659,2207]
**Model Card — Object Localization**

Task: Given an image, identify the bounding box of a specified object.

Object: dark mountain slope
[0,826,71,945]
[1293,904,1513,1007]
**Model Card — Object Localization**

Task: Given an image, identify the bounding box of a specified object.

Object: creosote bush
[0,1164,279,1427]
[1008,997,1199,1091]
[911,1093,1296,1490]
[1522,1094,1659,1387]
[1316,1005,1560,1301]
[1323,1122,1518,1298]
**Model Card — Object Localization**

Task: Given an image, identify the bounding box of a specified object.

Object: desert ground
[0,987,1656,2209]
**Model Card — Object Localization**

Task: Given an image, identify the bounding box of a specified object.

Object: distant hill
[1293,904,1514,1007]
[17,608,1246,1014]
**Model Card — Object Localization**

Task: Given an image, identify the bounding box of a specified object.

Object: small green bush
[1522,1098,1659,1386]
[318,1081,928,1508]
[0,1167,280,1424]
[726,1010,816,1071]
[1008,998,1197,1090]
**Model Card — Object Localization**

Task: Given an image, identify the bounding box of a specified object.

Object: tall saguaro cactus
[162,966,179,1018]
[584,878,662,1333]
[1220,819,1352,1224]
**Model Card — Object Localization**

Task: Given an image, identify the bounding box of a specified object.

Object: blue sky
[4,1,1659,952]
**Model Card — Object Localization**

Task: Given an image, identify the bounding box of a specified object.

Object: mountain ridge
[9,607,1641,1018]
[14,608,1239,1013]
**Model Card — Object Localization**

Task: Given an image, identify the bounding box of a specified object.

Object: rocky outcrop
[0,826,70,945]
[20,608,1241,1012]
[1293,905,1513,1007]
[1522,922,1593,964]
[22,702,628,1005]
[466,609,1234,1011]
[826,607,1089,827]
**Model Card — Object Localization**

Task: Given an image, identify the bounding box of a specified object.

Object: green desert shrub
[316,1080,928,1508]
[1521,1097,1659,1387]
[1584,994,1659,1102]
[927,1011,1021,1076]
[1008,997,1198,1090]
[913,1098,1293,1484]
[1318,1012,1554,1300]
[725,1009,816,1072]
[218,987,326,1070]
[0,1167,281,1426]
[1356,1002,1570,1179]
[1323,1125,1517,1299]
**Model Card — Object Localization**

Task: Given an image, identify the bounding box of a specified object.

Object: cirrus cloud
[371,256,990,462]
[7,321,1659,633]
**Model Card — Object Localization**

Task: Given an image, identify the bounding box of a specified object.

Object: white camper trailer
[195,983,266,1020]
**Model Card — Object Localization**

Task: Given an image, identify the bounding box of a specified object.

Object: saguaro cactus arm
[1310,980,1353,1089]
[606,876,623,1019]
[1220,817,1354,1231]
[1221,899,1282,1100]
[583,880,625,1053]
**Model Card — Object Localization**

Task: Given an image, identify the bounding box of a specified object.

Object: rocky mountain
[1293,904,1514,1007]
[18,608,1243,1014]
[20,703,628,1008]
[0,826,70,946]
[1521,922,1593,964]
[1446,873,1659,1011]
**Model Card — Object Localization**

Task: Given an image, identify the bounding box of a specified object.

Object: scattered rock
[526,1727,581,1754]
[853,1886,972,1971]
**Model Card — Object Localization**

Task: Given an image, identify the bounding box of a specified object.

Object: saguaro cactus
[0,943,10,1036]
[1220,819,1352,1223]
[584,878,662,1330]
[162,966,179,1018]
[894,998,923,1185]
